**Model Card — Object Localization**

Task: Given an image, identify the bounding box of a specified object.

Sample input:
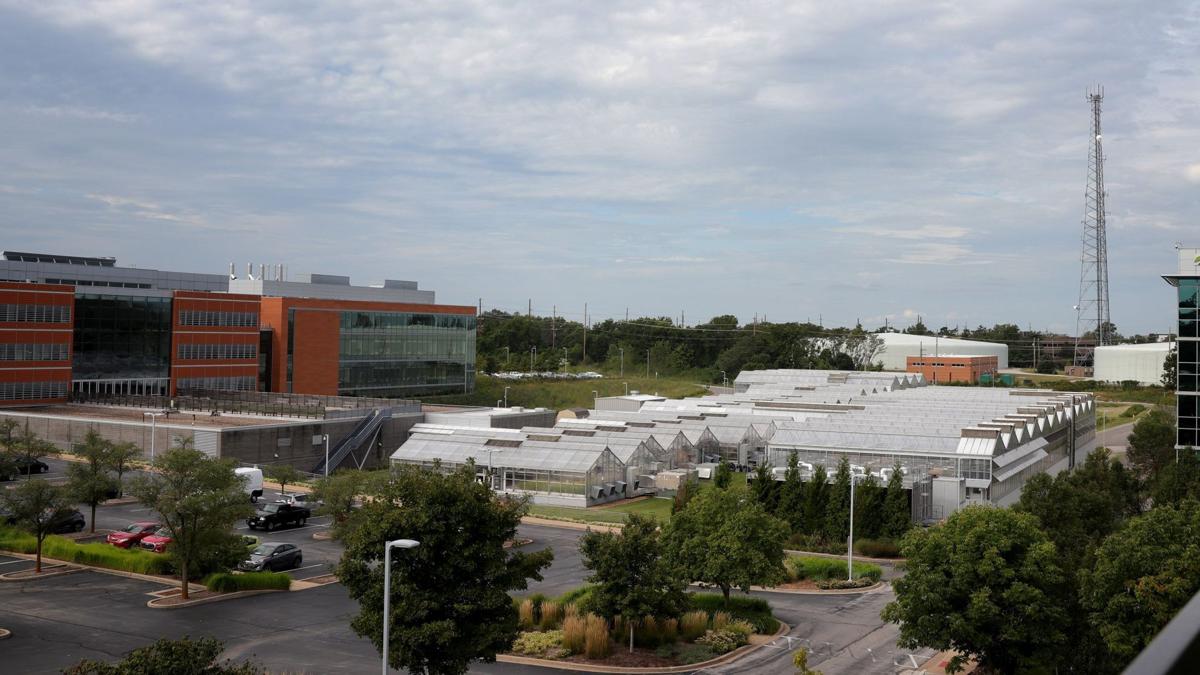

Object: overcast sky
[2,1,1197,334]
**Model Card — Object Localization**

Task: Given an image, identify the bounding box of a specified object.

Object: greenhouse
[390,435,627,506]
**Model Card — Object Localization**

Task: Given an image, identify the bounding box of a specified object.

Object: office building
[1164,247,1200,448]
[906,354,999,384]
[0,251,476,406]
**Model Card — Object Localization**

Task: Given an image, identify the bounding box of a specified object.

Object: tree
[823,458,851,542]
[750,464,779,514]
[9,420,54,477]
[1,478,73,573]
[107,441,141,498]
[854,474,884,540]
[63,636,261,675]
[129,442,253,599]
[1162,348,1177,388]
[267,463,303,497]
[882,506,1068,674]
[713,461,733,489]
[1079,500,1200,666]
[882,461,911,538]
[802,465,829,536]
[672,477,697,514]
[313,470,367,539]
[0,417,19,479]
[1151,450,1200,506]
[580,513,686,652]
[1126,407,1177,479]
[775,453,805,533]
[66,430,117,534]
[336,463,553,675]
[663,485,789,603]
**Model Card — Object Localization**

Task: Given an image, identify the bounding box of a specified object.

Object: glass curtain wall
[337,311,476,396]
[1179,279,1199,446]
[72,294,171,392]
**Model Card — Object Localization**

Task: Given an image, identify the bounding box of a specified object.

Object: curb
[147,588,284,609]
[497,621,790,673]
[0,564,84,582]
[753,581,887,596]
[0,549,204,593]
[520,516,623,533]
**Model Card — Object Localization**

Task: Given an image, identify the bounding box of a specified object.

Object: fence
[70,388,420,420]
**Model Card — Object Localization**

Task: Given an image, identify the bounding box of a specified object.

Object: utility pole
[527,299,531,318]
[582,302,588,364]
[1074,86,1111,369]
[551,305,556,351]
[646,349,650,378]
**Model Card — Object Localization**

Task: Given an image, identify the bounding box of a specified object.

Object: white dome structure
[873,333,1009,370]
[1093,342,1172,386]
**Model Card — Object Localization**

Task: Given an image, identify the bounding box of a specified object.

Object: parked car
[50,510,86,534]
[246,502,311,531]
[238,542,303,572]
[280,493,321,507]
[235,467,264,503]
[107,522,161,548]
[1,458,50,481]
[139,528,173,553]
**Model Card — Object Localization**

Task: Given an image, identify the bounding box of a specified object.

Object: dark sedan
[238,542,303,572]
[1,458,50,481]
[50,510,85,534]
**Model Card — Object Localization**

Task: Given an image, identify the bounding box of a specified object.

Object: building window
[177,343,257,360]
[334,310,476,396]
[72,294,171,381]
[0,343,69,361]
[0,304,70,323]
[176,376,256,392]
[178,310,259,327]
[0,381,68,400]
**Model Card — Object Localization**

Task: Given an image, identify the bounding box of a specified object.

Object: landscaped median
[501,588,783,670]
[780,554,883,591]
[0,525,171,578]
[146,571,294,608]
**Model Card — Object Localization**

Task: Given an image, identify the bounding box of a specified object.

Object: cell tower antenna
[1073,85,1111,369]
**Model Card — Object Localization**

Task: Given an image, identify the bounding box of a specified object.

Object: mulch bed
[777,580,821,590]
[555,647,679,668]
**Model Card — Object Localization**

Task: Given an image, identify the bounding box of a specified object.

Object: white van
[235,467,264,503]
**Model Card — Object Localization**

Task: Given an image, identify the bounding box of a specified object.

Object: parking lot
[20,457,341,581]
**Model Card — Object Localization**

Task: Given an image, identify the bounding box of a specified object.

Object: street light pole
[848,475,858,581]
[619,348,624,377]
[323,434,330,478]
[530,346,536,373]
[382,538,420,674]
[646,349,650,378]
[503,386,510,408]
[142,412,163,461]
[503,346,510,368]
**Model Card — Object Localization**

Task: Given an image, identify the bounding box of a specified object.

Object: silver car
[238,542,303,572]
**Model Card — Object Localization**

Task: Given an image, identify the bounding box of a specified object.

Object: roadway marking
[0,559,31,565]
[289,564,326,573]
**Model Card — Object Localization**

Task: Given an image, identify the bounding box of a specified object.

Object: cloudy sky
[2,1,1197,334]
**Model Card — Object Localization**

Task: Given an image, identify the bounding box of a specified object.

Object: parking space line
[0,559,31,565]
[289,563,326,573]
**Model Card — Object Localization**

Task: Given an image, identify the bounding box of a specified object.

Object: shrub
[563,602,580,619]
[609,614,626,643]
[654,644,676,658]
[660,617,679,644]
[696,627,748,654]
[786,555,881,582]
[688,593,779,634]
[675,643,717,664]
[556,585,595,609]
[512,630,564,656]
[584,614,611,659]
[539,600,562,630]
[786,532,845,554]
[816,577,876,590]
[635,616,660,648]
[562,614,587,654]
[854,538,902,558]
[518,599,536,630]
[711,611,731,630]
[726,619,755,640]
[681,611,709,641]
[203,571,291,593]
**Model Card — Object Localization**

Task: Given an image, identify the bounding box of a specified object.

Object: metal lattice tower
[1074,87,1111,367]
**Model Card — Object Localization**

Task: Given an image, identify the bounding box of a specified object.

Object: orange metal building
[906,354,999,384]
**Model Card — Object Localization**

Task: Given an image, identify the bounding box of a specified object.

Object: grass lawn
[421,374,709,410]
[1097,402,1149,428]
[526,472,748,525]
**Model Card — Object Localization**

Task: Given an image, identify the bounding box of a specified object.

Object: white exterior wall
[1093,343,1172,386]
[874,333,1009,370]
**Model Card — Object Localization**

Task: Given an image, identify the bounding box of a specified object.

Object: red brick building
[906,354,999,384]
[0,281,74,404]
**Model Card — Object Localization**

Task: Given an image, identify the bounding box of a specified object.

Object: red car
[107,522,160,549]
[139,528,173,553]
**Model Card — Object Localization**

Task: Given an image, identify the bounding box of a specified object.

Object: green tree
[336,463,553,675]
[882,506,1068,674]
[1079,500,1200,666]
[882,461,911,538]
[854,474,884,540]
[9,420,54,478]
[802,465,829,536]
[63,636,261,675]
[1162,348,1177,388]
[1151,450,1200,506]
[66,430,117,533]
[823,458,851,542]
[0,417,20,479]
[750,464,779,514]
[663,485,789,603]
[313,470,368,539]
[775,453,805,533]
[713,461,733,489]
[267,463,303,497]
[1126,407,1177,479]
[106,441,141,498]
[580,513,686,652]
[1,478,73,573]
[129,442,253,599]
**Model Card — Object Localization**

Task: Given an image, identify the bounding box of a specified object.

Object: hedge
[853,538,902,558]
[786,555,882,583]
[204,571,292,593]
[0,526,171,575]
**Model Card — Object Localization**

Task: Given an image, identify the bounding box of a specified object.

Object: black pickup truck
[246,502,311,531]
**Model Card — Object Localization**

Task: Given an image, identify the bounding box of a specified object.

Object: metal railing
[70,388,419,420]
[1122,589,1200,674]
